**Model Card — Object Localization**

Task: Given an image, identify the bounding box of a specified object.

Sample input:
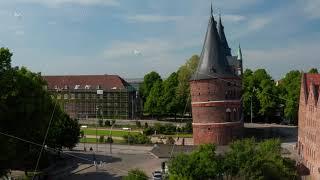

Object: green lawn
[80,137,126,144]
[82,128,140,137]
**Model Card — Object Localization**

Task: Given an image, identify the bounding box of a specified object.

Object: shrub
[123,168,148,180]
[98,119,104,127]
[143,127,154,136]
[123,134,151,144]
[104,120,111,127]
[106,137,113,143]
[99,135,105,143]
[135,121,142,128]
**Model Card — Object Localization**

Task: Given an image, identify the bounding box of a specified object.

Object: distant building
[43,75,139,119]
[190,5,243,145]
[298,73,320,179]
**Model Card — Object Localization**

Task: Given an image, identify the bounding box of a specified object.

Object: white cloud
[222,14,246,23]
[127,14,183,23]
[14,11,22,19]
[48,21,57,25]
[247,17,271,31]
[16,0,119,7]
[302,0,320,19]
[15,30,25,35]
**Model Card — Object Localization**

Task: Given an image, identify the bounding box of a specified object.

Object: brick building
[298,73,320,179]
[43,75,139,119]
[190,6,243,145]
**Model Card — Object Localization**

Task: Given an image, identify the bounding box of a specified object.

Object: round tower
[190,6,243,145]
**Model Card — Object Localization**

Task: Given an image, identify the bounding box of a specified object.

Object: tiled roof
[43,75,130,91]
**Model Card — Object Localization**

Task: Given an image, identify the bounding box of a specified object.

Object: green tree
[224,138,297,180]
[123,168,148,180]
[169,144,220,180]
[139,71,162,102]
[144,81,163,117]
[308,68,318,74]
[160,72,179,117]
[278,70,301,124]
[0,48,12,72]
[0,48,80,175]
[176,55,199,115]
[242,69,278,122]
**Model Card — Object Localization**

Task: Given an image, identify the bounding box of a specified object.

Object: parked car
[152,170,162,180]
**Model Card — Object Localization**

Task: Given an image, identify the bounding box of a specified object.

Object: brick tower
[190,5,243,145]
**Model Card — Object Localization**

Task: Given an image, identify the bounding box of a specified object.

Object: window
[226,108,231,121]
[77,93,82,99]
[233,108,237,121]
[57,94,61,99]
[71,94,75,99]
[64,94,68,99]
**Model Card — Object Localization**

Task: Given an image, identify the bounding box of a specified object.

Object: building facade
[298,73,320,179]
[43,75,139,119]
[190,7,243,145]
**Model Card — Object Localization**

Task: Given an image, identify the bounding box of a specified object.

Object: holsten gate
[190,7,244,145]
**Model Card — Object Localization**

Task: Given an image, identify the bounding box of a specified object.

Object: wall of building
[190,78,243,145]
[51,89,137,119]
[298,74,320,179]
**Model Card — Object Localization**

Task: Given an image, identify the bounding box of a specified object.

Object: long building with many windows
[43,75,140,119]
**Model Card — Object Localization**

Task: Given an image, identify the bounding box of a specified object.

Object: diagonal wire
[0,130,154,179]
[32,100,58,179]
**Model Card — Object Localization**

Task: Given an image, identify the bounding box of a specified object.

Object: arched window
[233,108,237,121]
[226,108,231,122]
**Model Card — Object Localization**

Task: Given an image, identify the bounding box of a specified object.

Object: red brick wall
[190,78,243,145]
[298,73,320,179]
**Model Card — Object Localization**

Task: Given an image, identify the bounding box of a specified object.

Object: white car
[152,171,162,180]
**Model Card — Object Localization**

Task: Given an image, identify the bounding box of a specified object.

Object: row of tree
[0,48,80,176]
[139,55,199,119]
[140,53,318,124]
[243,68,318,124]
[168,138,297,180]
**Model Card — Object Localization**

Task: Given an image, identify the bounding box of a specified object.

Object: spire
[217,14,231,56]
[237,44,242,60]
[211,2,213,17]
[192,4,233,80]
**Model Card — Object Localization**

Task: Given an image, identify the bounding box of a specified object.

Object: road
[50,143,166,179]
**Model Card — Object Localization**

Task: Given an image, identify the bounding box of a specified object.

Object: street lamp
[96,106,99,152]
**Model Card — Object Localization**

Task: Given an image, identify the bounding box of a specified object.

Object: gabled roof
[192,11,233,80]
[43,75,131,91]
[301,73,320,104]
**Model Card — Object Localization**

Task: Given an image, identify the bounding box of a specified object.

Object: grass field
[82,128,140,137]
[80,137,126,144]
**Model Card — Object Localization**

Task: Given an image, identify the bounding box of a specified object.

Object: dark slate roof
[218,16,232,56]
[191,14,233,80]
[43,75,132,91]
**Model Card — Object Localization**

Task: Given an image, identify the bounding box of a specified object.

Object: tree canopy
[168,139,297,180]
[0,48,80,175]
[308,68,318,74]
[123,168,148,180]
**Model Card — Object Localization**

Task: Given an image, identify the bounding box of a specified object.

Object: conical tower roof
[192,9,233,80]
[218,15,232,56]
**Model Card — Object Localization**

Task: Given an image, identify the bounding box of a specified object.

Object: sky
[0,0,319,80]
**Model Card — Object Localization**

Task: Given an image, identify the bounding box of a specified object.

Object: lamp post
[96,106,99,152]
